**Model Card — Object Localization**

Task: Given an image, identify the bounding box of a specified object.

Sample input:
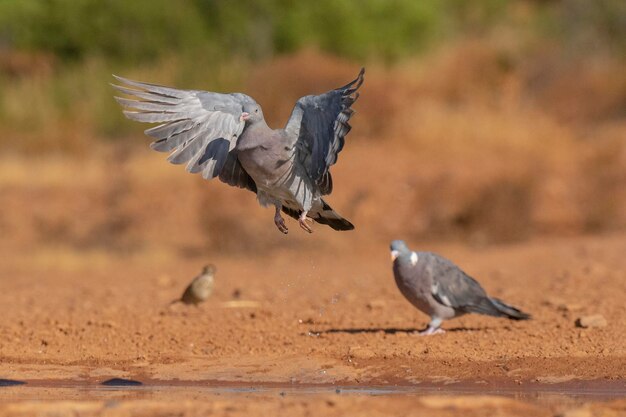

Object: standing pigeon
[112,69,364,234]
[390,240,530,335]
[173,264,216,306]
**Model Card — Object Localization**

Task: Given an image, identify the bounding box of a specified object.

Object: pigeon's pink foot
[274,216,288,234]
[298,212,313,233]
[418,327,445,336]
[274,208,288,234]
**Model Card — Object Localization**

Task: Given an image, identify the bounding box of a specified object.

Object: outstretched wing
[284,68,364,195]
[112,76,257,191]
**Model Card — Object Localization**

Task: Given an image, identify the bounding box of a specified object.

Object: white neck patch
[410,252,418,266]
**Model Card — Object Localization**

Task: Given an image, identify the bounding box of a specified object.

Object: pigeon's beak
[240,112,250,122]
[390,250,399,261]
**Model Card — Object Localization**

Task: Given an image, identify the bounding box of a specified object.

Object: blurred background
[0,0,625,261]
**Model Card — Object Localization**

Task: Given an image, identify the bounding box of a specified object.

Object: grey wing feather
[218,152,257,193]
[112,75,254,182]
[284,68,364,195]
[428,255,490,311]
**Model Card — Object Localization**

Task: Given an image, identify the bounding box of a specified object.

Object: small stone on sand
[575,314,607,328]
[366,300,386,310]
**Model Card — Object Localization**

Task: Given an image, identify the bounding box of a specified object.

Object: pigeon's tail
[487,297,531,320]
[313,200,355,231]
[465,297,530,320]
[281,200,354,231]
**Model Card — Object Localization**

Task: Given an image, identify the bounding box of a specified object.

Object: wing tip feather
[341,67,365,89]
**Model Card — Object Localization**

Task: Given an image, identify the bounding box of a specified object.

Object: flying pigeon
[390,240,530,335]
[112,69,365,234]
[172,264,216,306]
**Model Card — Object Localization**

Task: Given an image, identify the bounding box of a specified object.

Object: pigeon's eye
[255,108,259,113]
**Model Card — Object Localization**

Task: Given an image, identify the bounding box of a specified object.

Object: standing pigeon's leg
[274,204,289,234]
[419,317,445,336]
[298,211,313,233]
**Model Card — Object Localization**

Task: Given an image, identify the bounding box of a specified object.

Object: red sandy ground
[1,56,625,413]
[1,227,625,415]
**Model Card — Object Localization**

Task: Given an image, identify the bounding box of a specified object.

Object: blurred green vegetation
[0,0,624,152]
[0,0,501,62]
[3,0,623,64]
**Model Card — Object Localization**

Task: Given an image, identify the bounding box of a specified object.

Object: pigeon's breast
[238,146,288,185]
[238,141,317,210]
[393,262,439,316]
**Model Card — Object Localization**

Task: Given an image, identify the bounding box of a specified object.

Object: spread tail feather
[313,200,354,231]
[281,200,354,231]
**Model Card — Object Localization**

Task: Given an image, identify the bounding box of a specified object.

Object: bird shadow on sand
[0,379,26,387]
[312,326,489,335]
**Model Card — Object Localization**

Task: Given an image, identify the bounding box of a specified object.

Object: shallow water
[0,378,624,406]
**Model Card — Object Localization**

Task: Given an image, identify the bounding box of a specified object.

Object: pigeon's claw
[418,326,445,336]
[274,211,289,234]
[298,212,313,233]
[274,216,289,234]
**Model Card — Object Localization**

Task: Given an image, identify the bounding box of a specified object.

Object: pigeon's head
[202,264,217,275]
[390,240,411,261]
[241,103,264,124]
[390,240,420,266]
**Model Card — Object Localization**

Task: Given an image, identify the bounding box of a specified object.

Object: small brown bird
[173,265,216,306]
